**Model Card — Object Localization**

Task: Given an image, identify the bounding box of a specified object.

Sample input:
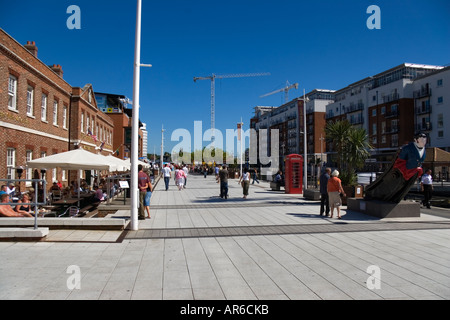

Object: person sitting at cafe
[0,194,33,217]
[0,185,8,196]
[7,183,16,197]
[50,181,61,191]
[15,194,33,215]
[93,185,104,203]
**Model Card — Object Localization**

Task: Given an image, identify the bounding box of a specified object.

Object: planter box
[347,198,420,218]
[304,189,321,200]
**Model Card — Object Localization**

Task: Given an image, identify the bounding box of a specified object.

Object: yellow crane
[194,72,270,134]
[260,81,299,104]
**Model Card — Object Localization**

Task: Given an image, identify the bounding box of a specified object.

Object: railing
[413,87,431,98]
[416,123,432,131]
[416,105,432,115]
[0,178,47,230]
[382,93,400,103]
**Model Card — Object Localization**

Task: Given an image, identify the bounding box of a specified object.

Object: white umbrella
[27,148,113,206]
[27,148,112,171]
[105,155,131,172]
[125,158,150,168]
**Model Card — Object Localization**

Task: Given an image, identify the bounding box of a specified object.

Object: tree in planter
[325,120,372,197]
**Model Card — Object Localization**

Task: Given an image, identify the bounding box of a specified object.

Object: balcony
[416,105,432,115]
[382,93,400,103]
[347,102,364,113]
[385,110,399,118]
[386,126,400,133]
[417,123,432,131]
[413,86,431,99]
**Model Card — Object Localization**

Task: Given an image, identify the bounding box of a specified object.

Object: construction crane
[194,72,270,135]
[260,81,299,104]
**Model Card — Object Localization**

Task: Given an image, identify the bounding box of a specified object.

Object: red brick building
[0,28,115,189]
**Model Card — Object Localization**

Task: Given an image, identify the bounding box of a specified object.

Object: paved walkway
[1,174,450,300]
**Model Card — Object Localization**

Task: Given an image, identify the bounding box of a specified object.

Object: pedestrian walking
[162,164,171,191]
[251,169,260,184]
[183,165,189,188]
[327,170,346,219]
[320,167,331,216]
[217,165,229,199]
[138,164,150,220]
[176,167,187,190]
[420,169,433,208]
[238,168,251,199]
[144,175,153,219]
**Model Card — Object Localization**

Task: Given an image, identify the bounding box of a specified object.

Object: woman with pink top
[175,166,187,190]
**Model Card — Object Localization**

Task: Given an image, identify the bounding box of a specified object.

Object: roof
[424,147,450,163]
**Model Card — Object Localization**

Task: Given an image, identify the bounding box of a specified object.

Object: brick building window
[41,94,48,121]
[27,86,34,116]
[53,100,58,125]
[8,75,18,110]
[26,150,33,186]
[6,148,16,180]
[63,105,68,129]
[81,112,84,133]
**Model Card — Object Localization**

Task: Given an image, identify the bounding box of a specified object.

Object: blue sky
[1,0,449,156]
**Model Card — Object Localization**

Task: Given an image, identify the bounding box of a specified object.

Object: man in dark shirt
[217,165,229,199]
[319,167,331,216]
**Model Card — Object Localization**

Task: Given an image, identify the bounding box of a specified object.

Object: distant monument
[349,133,427,218]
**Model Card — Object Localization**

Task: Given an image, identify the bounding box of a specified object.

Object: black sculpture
[365,133,427,203]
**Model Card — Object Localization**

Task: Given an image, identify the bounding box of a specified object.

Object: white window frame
[26,150,33,186]
[7,148,16,180]
[81,112,84,133]
[41,94,48,121]
[63,105,68,129]
[53,100,58,125]
[8,75,18,110]
[27,86,34,116]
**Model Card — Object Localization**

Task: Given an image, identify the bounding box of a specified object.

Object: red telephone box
[285,154,303,194]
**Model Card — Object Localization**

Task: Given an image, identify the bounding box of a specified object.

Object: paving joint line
[124,221,450,240]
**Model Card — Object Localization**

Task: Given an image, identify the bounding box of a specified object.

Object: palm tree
[325,120,372,186]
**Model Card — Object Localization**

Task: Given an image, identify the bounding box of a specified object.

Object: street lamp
[303,89,308,194]
[130,0,152,231]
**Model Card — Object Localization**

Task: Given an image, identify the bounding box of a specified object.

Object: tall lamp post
[303,89,308,194]
[131,0,152,231]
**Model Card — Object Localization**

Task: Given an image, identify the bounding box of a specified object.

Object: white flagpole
[130,0,142,230]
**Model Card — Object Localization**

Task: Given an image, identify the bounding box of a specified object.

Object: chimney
[24,41,38,57]
[50,64,64,78]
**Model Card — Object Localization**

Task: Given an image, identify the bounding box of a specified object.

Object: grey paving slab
[1,174,450,301]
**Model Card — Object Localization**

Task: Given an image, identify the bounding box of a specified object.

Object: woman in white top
[238,168,251,199]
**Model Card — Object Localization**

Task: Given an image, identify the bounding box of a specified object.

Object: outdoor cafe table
[52,199,79,206]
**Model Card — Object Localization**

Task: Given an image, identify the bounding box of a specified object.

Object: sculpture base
[347,198,420,218]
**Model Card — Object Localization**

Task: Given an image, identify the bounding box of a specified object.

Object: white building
[413,66,450,152]
[141,123,148,159]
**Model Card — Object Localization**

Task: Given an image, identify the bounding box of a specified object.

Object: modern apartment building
[325,63,445,168]
[412,66,450,152]
[251,89,334,173]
